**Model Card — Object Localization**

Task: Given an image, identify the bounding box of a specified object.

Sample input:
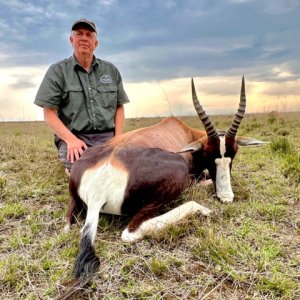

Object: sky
[0,0,300,121]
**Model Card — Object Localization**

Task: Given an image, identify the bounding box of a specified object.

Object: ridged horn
[191,78,219,140]
[226,76,246,139]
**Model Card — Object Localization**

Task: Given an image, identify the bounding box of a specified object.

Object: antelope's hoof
[200,206,213,216]
[121,228,143,243]
[219,198,234,203]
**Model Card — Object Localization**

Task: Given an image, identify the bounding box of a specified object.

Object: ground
[0,112,299,299]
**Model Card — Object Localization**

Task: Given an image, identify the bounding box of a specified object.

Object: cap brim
[72,22,96,33]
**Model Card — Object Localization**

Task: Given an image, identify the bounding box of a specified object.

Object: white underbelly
[78,161,129,215]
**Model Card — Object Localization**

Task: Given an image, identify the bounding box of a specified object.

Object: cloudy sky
[0,0,299,121]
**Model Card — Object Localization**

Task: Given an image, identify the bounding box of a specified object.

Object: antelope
[66,77,267,280]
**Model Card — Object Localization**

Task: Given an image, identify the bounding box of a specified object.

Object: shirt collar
[72,54,99,71]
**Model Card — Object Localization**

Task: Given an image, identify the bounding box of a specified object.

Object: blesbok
[66,77,267,279]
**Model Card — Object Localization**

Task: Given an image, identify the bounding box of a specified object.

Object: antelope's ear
[177,140,204,153]
[236,136,269,146]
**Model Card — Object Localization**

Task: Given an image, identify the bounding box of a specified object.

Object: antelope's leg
[121,201,212,243]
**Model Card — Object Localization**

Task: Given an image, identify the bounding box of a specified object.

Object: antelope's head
[179,77,268,202]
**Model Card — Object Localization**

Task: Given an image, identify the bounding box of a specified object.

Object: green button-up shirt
[34,55,130,132]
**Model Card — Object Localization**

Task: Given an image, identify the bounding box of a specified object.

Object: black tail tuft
[73,233,100,279]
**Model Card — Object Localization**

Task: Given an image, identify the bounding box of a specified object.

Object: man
[34,19,130,175]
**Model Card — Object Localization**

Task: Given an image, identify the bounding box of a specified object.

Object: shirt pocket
[96,84,118,109]
[63,85,85,110]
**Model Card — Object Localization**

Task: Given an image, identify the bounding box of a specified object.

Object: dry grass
[0,112,299,299]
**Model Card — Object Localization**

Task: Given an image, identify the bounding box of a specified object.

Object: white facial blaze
[215,136,234,202]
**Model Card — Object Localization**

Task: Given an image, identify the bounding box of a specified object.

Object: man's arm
[114,104,125,136]
[44,107,88,163]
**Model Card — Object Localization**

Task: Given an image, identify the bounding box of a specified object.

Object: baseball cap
[71,18,97,33]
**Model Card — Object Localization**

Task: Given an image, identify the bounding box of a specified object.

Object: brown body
[66,117,207,228]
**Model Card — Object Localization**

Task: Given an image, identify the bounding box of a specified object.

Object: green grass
[0,112,299,299]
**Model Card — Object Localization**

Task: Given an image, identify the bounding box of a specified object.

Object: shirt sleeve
[115,69,130,106]
[34,65,64,109]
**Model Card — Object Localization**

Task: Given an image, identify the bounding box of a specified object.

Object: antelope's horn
[226,76,246,139]
[191,78,219,140]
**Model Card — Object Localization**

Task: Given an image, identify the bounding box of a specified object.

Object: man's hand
[43,107,88,163]
[66,136,88,163]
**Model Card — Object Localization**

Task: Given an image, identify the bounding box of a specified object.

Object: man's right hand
[66,136,88,163]
[43,107,88,163]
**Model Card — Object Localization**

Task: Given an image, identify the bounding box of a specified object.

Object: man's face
[70,28,98,56]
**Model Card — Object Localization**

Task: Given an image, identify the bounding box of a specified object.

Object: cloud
[98,0,116,6]
[0,66,46,121]
[9,79,36,89]
[0,0,299,120]
[260,78,300,96]
[0,66,299,122]
[263,0,300,14]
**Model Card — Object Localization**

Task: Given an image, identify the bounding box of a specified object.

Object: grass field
[0,112,299,299]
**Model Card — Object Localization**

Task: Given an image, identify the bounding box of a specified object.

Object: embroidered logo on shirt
[100,75,112,84]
